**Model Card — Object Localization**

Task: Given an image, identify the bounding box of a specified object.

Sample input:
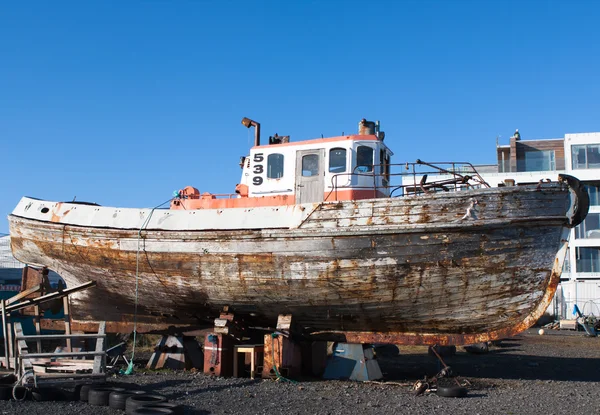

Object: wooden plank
[22,351,105,359]
[10,319,16,373]
[33,365,48,374]
[17,334,106,341]
[44,365,92,373]
[5,284,42,305]
[14,322,32,376]
[5,281,96,313]
[63,296,71,352]
[35,372,105,379]
[44,359,94,366]
[92,321,106,374]
[34,305,42,353]
[1,300,8,370]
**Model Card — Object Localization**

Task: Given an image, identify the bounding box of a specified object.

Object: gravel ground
[1,328,599,414]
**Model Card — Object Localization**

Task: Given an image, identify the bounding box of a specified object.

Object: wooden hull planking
[8,183,574,345]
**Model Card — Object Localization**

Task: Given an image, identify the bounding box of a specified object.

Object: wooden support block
[262,334,301,380]
[203,333,235,376]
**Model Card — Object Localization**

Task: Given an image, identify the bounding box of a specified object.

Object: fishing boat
[7,118,589,345]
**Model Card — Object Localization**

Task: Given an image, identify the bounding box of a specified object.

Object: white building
[0,235,63,291]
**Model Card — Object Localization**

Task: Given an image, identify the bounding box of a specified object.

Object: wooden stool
[233,345,264,379]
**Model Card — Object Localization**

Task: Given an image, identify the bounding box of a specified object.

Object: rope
[125,197,173,375]
[13,369,34,400]
[270,333,298,384]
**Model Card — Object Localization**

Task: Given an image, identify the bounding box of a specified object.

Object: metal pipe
[241,117,261,147]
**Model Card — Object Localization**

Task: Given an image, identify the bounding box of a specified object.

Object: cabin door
[296,149,325,204]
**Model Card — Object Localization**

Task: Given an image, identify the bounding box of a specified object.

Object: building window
[302,154,319,177]
[575,247,600,273]
[329,148,347,173]
[517,150,555,171]
[267,154,284,179]
[572,144,600,169]
[585,183,600,206]
[563,247,570,274]
[575,213,600,239]
[357,146,374,173]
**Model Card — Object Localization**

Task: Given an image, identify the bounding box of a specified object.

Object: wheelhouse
[171,119,393,210]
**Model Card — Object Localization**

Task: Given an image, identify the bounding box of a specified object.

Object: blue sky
[1,0,599,234]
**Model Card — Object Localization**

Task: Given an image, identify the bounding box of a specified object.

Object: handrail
[17,333,106,341]
[325,160,490,201]
[19,351,105,359]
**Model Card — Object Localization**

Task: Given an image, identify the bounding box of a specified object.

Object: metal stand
[146,335,203,370]
[322,343,382,381]
[107,342,130,366]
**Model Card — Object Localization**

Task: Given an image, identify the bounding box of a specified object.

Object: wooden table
[233,345,264,379]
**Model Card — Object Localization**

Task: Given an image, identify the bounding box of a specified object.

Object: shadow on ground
[378,335,600,382]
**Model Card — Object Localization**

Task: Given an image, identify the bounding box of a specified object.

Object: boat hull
[8,183,577,345]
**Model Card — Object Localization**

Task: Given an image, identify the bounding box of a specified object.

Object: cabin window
[329,148,347,173]
[302,154,319,177]
[572,144,600,169]
[357,146,374,173]
[267,153,284,179]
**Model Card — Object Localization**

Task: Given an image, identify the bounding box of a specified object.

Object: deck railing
[326,160,490,201]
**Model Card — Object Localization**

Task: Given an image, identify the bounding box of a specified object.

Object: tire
[428,345,456,357]
[109,390,147,410]
[31,387,68,401]
[141,402,184,415]
[126,394,168,414]
[79,383,105,401]
[464,342,489,354]
[88,387,125,406]
[437,385,468,398]
[0,374,16,385]
[0,385,11,400]
[131,408,175,415]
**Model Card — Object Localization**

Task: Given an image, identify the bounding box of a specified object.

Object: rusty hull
[8,183,576,345]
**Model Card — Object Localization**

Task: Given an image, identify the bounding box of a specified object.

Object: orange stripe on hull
[170,189,387,210]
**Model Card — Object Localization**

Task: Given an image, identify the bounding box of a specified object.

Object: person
[513,129,521,140]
